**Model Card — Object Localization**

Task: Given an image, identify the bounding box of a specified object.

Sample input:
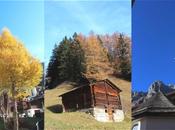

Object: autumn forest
[46,32,131,88]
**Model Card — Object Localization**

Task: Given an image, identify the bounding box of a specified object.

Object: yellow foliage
[77,33,112,80]
[15,89,30,99]
[0,28,43,95]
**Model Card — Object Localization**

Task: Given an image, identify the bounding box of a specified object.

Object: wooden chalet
[59,79,124,122]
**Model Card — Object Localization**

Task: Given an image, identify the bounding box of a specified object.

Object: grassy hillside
[45,77,131,130]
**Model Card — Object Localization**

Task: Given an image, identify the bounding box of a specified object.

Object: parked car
[36,119,44,130]
[19,113,26,118]
[25,108,43,117]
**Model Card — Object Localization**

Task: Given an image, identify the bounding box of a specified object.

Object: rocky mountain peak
[132,81,175,108]
[147,80,165,98]
[168,84,175,89]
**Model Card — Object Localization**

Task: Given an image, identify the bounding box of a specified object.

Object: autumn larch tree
[77,32,112,81]
[0,28,43,130]
[98,33,131,80]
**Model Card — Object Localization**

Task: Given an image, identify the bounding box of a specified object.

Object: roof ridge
[135,91,175,110]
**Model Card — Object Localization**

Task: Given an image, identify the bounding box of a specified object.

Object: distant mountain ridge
[132,81,175,108]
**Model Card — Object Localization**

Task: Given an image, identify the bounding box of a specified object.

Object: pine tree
[46,44,60,88]
[114,34,131,80]
[47,34,86,88]
[68,34,86,81]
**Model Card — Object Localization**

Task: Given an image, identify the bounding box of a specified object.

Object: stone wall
[93,107,124,122]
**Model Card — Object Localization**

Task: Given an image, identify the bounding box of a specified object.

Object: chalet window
[112,109,115,113]
[132,124,139,130]
[105,109,108,113]
[76,104,79,109]
[132,122,140,130]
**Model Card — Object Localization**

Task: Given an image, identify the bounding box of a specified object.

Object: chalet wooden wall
[62,86,92,111]
[61,80,122,112]
[92,81,122,109]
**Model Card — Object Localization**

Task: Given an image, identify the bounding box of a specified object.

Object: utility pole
[132,0,135,7]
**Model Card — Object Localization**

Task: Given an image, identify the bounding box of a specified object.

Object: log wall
[92,81,122,109]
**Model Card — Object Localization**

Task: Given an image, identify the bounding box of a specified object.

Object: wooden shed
[59,79,124,122]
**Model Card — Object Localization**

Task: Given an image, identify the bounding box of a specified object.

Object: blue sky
[0,0,131,74]
[0,1,44,61]
[45,0,131,66]
[132,0,175,91]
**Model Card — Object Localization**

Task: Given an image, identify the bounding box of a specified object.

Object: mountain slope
[45,77,131,130]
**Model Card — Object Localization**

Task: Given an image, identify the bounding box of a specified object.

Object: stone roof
[133,91,175,117]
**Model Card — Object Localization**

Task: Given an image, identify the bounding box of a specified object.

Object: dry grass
[45,77,131,130]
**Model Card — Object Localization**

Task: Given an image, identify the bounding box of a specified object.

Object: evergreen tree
[47,44,59,87]
[68,34,86,81]
[47,34,86,88]
[57,36,71,81]
[114,34,131,80]
[47,32,131,88]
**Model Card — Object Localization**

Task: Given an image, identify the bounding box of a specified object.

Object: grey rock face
[168,84,175,89]
[147,81,174,98]
[147,81,164,98]
[132,81,175,108]
[132,91,147,108]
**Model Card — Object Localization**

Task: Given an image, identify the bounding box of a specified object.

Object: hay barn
[59,79,124,122]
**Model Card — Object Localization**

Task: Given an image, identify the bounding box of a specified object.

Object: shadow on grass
[47,104,63,113]
[19,117,40,130]
[0,117,40,130]
[0,118,5,130]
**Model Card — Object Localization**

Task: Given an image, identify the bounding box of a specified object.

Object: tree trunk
[0,108,7,129]
[4,91,9,130]
[12,85,19,130]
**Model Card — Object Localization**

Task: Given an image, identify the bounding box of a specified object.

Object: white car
[25,108,43,117]
[19,113,26,118]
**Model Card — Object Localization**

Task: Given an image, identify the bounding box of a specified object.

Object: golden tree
[0,28,43,130]
[77,33,112,81]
